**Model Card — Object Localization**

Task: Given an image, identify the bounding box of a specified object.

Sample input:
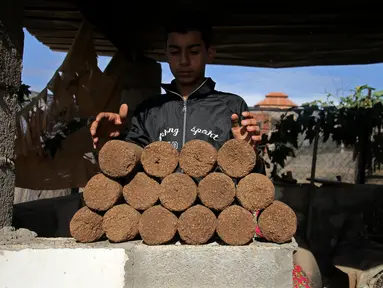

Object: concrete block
[0,238,297,288]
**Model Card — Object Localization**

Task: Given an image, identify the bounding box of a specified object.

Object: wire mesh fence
[274,133,356,183]
[252,108,357,184]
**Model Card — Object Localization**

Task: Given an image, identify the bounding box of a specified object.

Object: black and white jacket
[123,77,265,174]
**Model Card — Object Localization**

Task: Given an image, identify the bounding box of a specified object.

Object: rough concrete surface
[127,241,296,288]
[0,0,24,56]
[0,0,24,228]
[0,226,37,243]
[0,237,297,288]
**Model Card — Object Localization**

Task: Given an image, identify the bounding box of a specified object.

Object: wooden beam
[23,18,82,29]
[25,11,337,24]
[211,37,383,49]
[48,43,116,50]
[50,46,116,57]
[24,9,82,19]
[208,13,341,24]
[146,47,383,59]
[39,37,114,46]
[21,3,383,68]
[218,49,383,60]
[26,28,383,47]
[23,16,383,34]
[145,50,383,68]
[23,1,75,9]
[135,30,383,45]
[25,28,106,38]
[146,41,383,54]
[24,6,78,12]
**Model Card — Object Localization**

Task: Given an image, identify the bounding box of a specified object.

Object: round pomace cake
[217,139,256,178]
[258,200,297,244]
[123,172,160,210]
[83,173,122,212]
[178,205,217,245]
[236,173,275,211]
[140,141,179,178]
[216,205,255,245]
[138,205,178,245]
[179,139,217,178]
[98,140,142,178]
[102,204,141,242]
[159,173,197,212]
[70,206,104,243]
[198,172,236,211]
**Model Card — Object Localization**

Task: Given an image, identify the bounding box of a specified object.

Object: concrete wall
[0,0,24,227]
[0,238,297,288]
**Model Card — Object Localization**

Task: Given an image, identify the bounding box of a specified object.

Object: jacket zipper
[182,101,187,147]
[165,79,208,148]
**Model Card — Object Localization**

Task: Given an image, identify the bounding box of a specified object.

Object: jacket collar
[161,77,216,99]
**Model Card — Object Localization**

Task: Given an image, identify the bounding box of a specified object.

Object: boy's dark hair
[164,12,213,48]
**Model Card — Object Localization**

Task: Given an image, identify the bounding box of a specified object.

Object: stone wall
[0,0,23,227]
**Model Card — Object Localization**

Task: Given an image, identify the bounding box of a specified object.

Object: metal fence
[275,133,356,183]
[251,107,357,184]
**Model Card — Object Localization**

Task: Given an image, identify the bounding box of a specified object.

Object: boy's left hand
[231,111,261,148]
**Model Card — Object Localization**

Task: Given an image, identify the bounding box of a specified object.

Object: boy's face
[166,31,215,86]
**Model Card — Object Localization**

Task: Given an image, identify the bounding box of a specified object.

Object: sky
[22,29,383,106]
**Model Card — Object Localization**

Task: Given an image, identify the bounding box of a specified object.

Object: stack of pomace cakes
[69,138,297,245]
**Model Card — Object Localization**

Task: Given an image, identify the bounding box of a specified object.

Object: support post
[305,119,320,246]
[0,0,24,227]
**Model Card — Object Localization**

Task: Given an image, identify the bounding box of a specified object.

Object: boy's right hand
[90,104,128,149]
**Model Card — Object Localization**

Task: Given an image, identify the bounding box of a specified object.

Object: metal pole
[305,119,320,246]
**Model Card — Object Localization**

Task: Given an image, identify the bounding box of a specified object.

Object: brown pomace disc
[178,205,217,245]
[98,140,142,178]
[83,173,122,211]
[123,172,160,210]
[159,173,197,212]
[179,140,217,178]
[138,205,178,245]
[216,205,255,245]
[258,200,297,243]
[102,204,141,242]
[217,139,256,178]
[140,141,179,178]
[236,173,275,211]
[70,206,104,243]
[198,172,235,211]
